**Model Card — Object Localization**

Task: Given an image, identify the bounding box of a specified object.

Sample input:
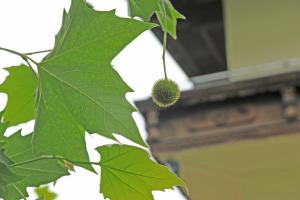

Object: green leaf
[0,187,4,198]
[0,65,37,126]
[0,111,8,141]
[156,0,185,39]
[35,186,57,200]
[0,149,13,165]
[97,145,187,200]
[128,0,185,39]
[0,162,24,189]
[129,0,158,21]
[0,141,5,149]
[0,132,24,192]
[1,132,69,200]
[32,0,155,171]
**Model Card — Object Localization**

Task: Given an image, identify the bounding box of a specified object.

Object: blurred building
[136,0,300,199]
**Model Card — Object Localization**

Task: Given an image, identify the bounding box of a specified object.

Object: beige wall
[224,0,300,81]
[158,133,300,199]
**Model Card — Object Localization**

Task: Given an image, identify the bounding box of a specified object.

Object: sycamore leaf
[0,187,4,198]
[0,147,25,197]
[1,132,69,200]
[0,123,7,140]
[129,0,158,21]
[32,0,155,171]
[0,162,24,189]
[156,0,185,39]
[0,111,8,141]
[35,186,57,200]
[0,150,13,165]
[128,0,185,39]
[97,145,187,200]
[0,65,37,126]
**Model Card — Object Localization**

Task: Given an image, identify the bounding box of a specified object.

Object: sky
[0,0,192,199]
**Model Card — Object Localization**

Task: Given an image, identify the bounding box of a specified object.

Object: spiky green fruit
[151,79,180,108]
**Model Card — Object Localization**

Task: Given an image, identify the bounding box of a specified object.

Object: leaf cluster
[0,0,187,199]
[129,0,185,39]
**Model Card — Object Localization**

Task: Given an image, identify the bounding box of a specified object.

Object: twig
[0,46,39,78]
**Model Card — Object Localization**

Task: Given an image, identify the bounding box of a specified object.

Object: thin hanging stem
[9,155,100,168]
[25,49,52,56]
[162,31,168,80]
[159,0,168,80]
[0,47,39,78]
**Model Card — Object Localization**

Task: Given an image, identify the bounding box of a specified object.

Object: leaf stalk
[9,155,100,168]
[0,46,39,78]
[24,49,52,56]
[159,0,168,80]
[162,31,168,80]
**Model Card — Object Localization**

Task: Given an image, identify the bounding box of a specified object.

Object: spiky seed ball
[151,79,180,108]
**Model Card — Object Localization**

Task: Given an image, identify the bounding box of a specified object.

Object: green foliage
[129,0,185,39]
[0,131,69,200]
[32,0,155,172]
[98,145,186,200]
[152,79,180,108]
[0,0,187,199]
[0,112,8,140]
[35,186,57,200]
[0,162,24,189]
[156,0,185,39]
[129,0,158,21]
[0,65,37,125]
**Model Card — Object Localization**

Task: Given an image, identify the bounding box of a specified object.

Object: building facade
[136,1,300,199]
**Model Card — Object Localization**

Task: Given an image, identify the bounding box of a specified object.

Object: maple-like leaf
[0,65,37,126]
[0,111,8,141]
[0,0,188,198]
[1,132,69,200]
[32,0,155,171]
[129,0,158,21]
[0,162,24,189]
[128,0,185,39]
[0,135,24,198]
[35,186,57,200]
[97,144,187,200]
[156,0,185,39]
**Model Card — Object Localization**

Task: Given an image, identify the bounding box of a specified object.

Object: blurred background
[1,0,300,200]
[137,0,300,200]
